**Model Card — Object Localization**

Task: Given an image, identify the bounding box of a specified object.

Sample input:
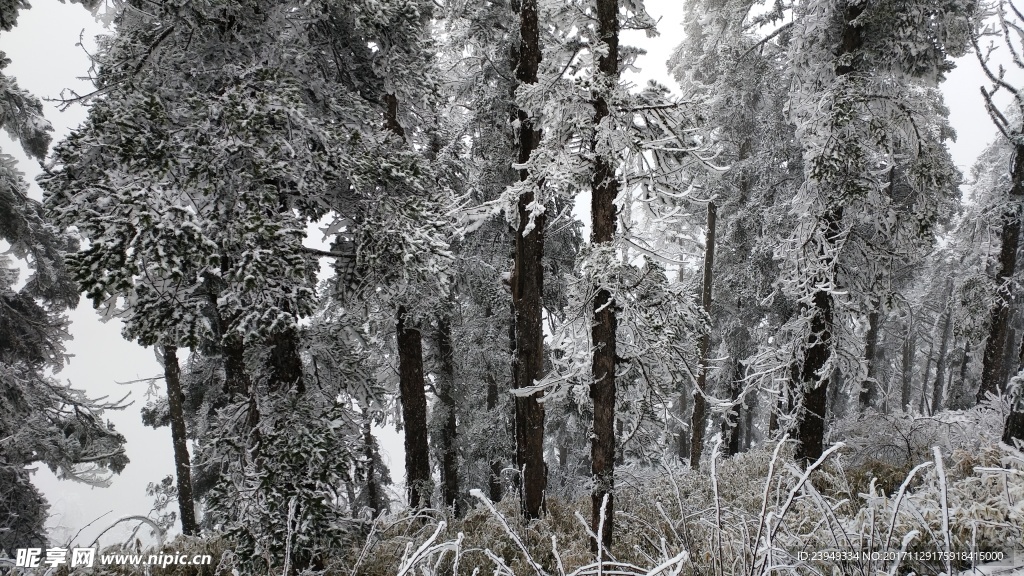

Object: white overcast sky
[0,0,1017,548]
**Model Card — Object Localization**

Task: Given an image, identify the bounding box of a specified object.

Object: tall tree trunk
[384,94,432,509]
[510,0,548,521]
[437,316,460,516]
[691,202,717,469]
[675,268,690,461]
[590,0,620,553]
[980,141,1024,402]
[397,305,432,508]
[675,389,690,461]
[794,203,842,465]
[932,284,954,415]
[901,322,917,411]
[859,308,881,410]
[920,342,934,414]
[361,413,383,517]
[1002,139,1024,443]
[768,387,783,437]
[1004,325,1019,388]
[827,367,846,422]
[948,341,971,409]
[268,326,304,395]
[720,361,742,457]
[795,3,863,465]
[485,372,504,502]
[742,387,755,451]
[162,345,197,536]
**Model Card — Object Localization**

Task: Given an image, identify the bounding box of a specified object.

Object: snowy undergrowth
[36,405,1024,576]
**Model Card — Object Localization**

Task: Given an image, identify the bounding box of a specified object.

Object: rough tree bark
[1000,138,1024,444]
[589,0,620,553]
[931,283,954,415]
[485,371,503,502]
[384,94,432,509]
[859,307,881,410]
[901,321,917,411]
[721,361,742,457]
[397,305,432,508]
[675,388,690,461]
[979,140,1024,404]
[675,267,690,461]
[691,201,716,469]
[794,3,863,465]
[361,413,383,517]
[437,316,460,516]
[162,345,198,536]
[268,326,304,395]
[510,0,548,520]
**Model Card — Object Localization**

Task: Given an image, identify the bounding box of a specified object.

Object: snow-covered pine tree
[42,0,451,569]
[779,0,971,463]
[669,0,804,461]
[969,0,1024,444]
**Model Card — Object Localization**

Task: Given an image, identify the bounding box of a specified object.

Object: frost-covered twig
[470,489,547,576]
[553,535,567,576]
[88,515,166,550]
[395,520,447,576]
[597,492,610,573]
[882,462,933,558]
[643,550,689,576]
[709,436,724,576]
[282,496,297,576]
[756,441,844,576]
[748,435,788,576]
[933,446,952,576]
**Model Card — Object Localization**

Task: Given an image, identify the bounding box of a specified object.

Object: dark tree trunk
[484,372,504,502]
[794,207,842,465]
[268,326,304,395]
[932,286,954,415]
[721,362,742,457]
[794,4,863,465]
[768,388,782,437]
[361,412,384,517]
[901,323,917,411]
[859,308,881,410]
[223,334,250,399]
[675,389,690,461]
[1005,409,1024,446]
[1003,325,1019,389]
[397,305,431,509]
[742,387,755,451]
[980,142,1024,402]
[920,343,934,414]
[690,202,717,469]
[162,345,198,536]
[383,94,432,509]
[1001,141,1024,441]
[827,366,844,422]
[949,341,971,409]
[589,0,620,554]
[437,316,460,516]
[510,0,548,521]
